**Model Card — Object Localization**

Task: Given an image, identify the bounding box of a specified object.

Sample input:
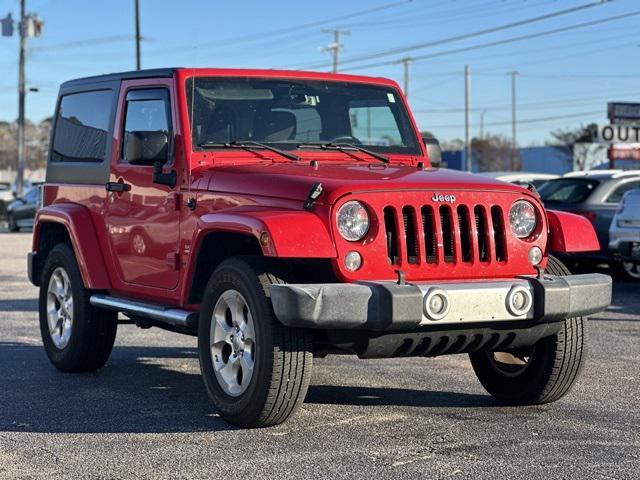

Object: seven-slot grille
[383,203,507,266]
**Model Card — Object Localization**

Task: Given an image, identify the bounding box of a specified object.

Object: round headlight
[337,201,370,242]
[509,200,537,238]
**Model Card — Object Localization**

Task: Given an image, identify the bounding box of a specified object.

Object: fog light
[506,285,532,316]
[423,288,450,321]
[528,246,543,266]
[344,251,362,272]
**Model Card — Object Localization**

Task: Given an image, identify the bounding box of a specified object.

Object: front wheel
[198,257,313,428]
[469,256,586,405]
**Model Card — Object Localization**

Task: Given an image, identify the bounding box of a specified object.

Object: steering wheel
[327,135,362,145]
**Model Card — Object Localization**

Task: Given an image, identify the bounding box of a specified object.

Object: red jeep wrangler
[29,68,611,428]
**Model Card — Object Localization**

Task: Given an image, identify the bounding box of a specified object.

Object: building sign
[611,145,640,161]
[608,102,640,124]
[598,124,640,144]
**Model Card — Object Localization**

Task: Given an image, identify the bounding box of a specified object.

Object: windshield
[187,77,420,155]
[538,178,600,204]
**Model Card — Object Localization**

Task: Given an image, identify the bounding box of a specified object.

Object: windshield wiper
[298,142,389,164]
[199,140,300,161]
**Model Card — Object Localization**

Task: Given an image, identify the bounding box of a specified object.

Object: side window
[122,88,172,163]
[51,90,113,163]
[607,181,640,204]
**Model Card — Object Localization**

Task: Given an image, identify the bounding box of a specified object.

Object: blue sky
[0,0,638,145]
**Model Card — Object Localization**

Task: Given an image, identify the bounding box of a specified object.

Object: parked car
[537,170,640,270]
[609,189,640,280]
[28,68,611,428]
[0,181,12,222]
[7,184,42,231]
[479,171,559,189]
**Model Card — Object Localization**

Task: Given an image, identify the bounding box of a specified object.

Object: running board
[90,294,198,328]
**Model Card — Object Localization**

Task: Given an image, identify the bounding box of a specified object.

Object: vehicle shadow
[0,341,236,434]
[306,384,493,408]
[0,298,37,312]
[0,341,497,434]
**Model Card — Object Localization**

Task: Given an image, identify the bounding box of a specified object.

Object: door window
[121,88,172,163]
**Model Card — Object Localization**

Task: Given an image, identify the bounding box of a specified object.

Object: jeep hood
[206,162,529,205]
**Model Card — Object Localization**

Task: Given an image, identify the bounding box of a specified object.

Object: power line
[341,9,640,72]
[147,1,411,56]
[413,90,640,114]
[30,34,133,52]
[427,110,603,130]
[298,0,611,70]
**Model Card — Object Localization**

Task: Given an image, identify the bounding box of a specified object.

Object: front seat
[254,110,297,142]
[203,105,236,143]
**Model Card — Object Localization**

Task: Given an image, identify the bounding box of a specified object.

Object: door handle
[105,182,131,193]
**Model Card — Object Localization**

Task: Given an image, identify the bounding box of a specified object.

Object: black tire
[39,243,118,373]
[198,256,313,428]
[469,256,586,405]
[7,213,18,232]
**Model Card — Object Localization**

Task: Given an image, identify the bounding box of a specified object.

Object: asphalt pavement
[0,232,638,479]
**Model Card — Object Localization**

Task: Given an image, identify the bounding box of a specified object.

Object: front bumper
[269,273,612,331]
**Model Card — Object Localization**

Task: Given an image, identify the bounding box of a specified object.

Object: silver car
[609,189,640,280]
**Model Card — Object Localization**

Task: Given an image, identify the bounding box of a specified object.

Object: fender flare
[546,209,600,253]
[33,203,111,289]
[193,209,337,258]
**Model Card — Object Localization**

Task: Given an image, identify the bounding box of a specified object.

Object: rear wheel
[39,244,118,372]
[469,256,586,405]
[198,257,313,428]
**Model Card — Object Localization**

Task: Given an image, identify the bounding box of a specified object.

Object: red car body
[32,68,599,311]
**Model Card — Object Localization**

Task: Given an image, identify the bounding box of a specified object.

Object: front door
[105,82,180,290]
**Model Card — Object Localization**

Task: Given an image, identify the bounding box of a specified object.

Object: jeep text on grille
[28,68,611,428]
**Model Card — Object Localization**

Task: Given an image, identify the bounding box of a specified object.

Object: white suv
[609,189,640,280]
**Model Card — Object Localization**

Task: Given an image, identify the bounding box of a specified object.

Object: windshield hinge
[303,182,323,211]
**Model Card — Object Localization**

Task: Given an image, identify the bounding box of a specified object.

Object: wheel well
[188,232,263,304]
[33,222,72,286]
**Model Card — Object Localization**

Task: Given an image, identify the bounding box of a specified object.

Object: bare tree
[548,123,603,171]
[472,134,521,172]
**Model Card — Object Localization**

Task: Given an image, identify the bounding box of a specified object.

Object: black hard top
[60,68,178,88]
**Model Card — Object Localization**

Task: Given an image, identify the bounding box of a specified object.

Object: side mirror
[124,131,169,166]
[423,137,442,168]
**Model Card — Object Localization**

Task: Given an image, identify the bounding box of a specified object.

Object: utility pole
[508,71,519,170]
[479,109,487,138]
[134,0,141,70]
[398,56,412,99]
[322,28,349,73]
[464,64,471,172]
[17,0,26,198]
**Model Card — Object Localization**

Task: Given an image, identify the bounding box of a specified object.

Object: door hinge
[166,252,180,270]
[167,192,181,211]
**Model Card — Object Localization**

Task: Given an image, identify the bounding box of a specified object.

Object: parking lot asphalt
[0,231,638,479]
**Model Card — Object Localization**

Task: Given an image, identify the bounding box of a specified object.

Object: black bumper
[269,273,612,332]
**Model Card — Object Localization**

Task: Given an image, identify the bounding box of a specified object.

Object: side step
[90,294,198,329]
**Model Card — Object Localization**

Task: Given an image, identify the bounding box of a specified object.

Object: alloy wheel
[46,267,74,349]
[210,289,256,396]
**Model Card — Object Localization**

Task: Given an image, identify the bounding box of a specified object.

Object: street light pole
[464,64,472,172]
[508,71,519,170]
[17,0,26,198]
[400,56,412,99]
[134,0,141,70]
